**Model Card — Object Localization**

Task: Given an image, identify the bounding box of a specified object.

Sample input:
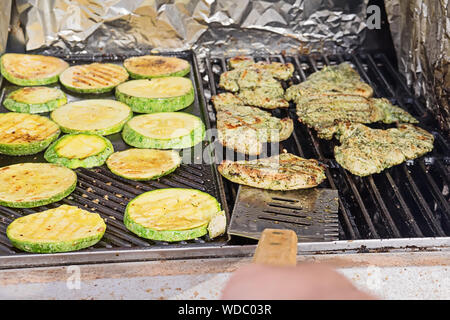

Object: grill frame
[0,49,448,270]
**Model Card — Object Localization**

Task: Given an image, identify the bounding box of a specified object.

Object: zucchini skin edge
[44,133,114,169]
[0,176,77,208]
[115,86,195,113]
[121,115,205,149]
[123,188,221,242]
[0,129,61,156]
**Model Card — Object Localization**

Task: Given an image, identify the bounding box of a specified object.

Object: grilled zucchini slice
[6,205,106,253]
[0,163,77,208]
[122,112,205,149]
[3,87,67,113]
[123,55,190,79]
[0,53,69,86]
[124,188,222,242]
[0,113,60,155]
[45,133,114,169]
[59,63,129,93]
[50,99,132,136]
[115,78,195,113]
[106,148,181,180]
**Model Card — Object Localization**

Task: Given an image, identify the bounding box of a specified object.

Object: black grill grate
[201,52,449,242]
[0,51,230,261]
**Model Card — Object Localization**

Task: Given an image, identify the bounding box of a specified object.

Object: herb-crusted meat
[219,59,293,109]
[227,56,294,80]
[285,63,374,101]
[217,104,293,155]
[334,123,434,176]
[211,92,245,111]
[218,153,326,190]
[295,94,418,139]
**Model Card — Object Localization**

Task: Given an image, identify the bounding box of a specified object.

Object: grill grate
[0,51,230,265]
[201,52,449,242]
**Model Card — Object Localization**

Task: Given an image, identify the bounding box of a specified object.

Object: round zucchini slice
[3,86,67,113]
[124,188,222,242]
[122,112,205,149]
[0,113,60,156]
[59,63,129,94]
[44,133,114,169]
[0,53,69,86]
[115,77,194,113]
[50,99,132,136]
[123,55,190,79]
[106,148,181,181]
[0,163,77,208]
[6,204,106,253]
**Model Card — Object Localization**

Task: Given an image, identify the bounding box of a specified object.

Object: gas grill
[0,49,448,269]
[0,1,448,270]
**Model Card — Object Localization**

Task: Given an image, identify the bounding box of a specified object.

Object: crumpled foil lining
[12,0,368,57]
[0,0,12,55]
[385,0,450,136]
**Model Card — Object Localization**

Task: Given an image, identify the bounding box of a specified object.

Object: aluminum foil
[385,0,450,136]
[0,0,12,55]
[12,0,369,57]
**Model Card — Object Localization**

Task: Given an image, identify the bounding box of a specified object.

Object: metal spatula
[228,185,339,241]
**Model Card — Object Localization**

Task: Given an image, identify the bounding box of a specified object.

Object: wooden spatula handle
[253,229,298,266]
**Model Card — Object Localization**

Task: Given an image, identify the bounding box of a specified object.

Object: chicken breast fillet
[334,123,434,176]
[218,153,327,190]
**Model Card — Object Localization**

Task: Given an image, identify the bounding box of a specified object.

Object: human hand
[221,262,375,300]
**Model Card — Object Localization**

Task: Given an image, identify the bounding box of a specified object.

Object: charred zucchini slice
[3,87,67,113]
[50,99,132,136]
[115,78,195,113]
[122,112,205,149]
[59,63,129,93]
[0,113,60,155]
[106,148,181,180]
[0,53,69,86]
[6,205,106,253]
[45,133,114,169]
[124,188,222,242]
[0,163,77,208]
[123,55,190,79]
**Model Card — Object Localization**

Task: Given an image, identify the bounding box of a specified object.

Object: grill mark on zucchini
[7,205,106,253]
[0,113,59,144]
[60,63,128,93]
[73,70,111,86]
[79,65,119,83]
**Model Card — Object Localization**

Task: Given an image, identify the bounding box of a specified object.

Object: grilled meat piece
[295,94,418,140]
[228,56,255,69]
[217,104,293,155]
[218,153,326,190]
[227,56,294,80]
[285,63,374,101]
[371,98,418,124]
[238,88,290,109]
[334,123,434,176]
[219,59,293,109]
[295,94,383,139]
[211,92,245,111]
